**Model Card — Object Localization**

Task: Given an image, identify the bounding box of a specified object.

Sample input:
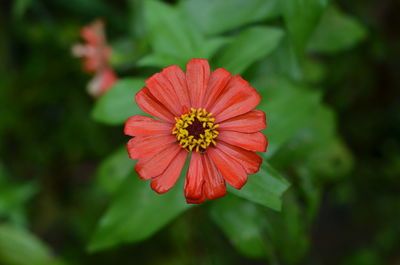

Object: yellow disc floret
[172,108,219,152]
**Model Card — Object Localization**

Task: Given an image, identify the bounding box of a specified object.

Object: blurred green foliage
[1,0,400,264]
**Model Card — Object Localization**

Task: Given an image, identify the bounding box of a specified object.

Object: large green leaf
[228,162,290,211]
[258,37,303,82]
[138,37,230,69]
[140,0,227,68]
[180,0,280,36]
[308,6,367,54]
[282,0,328,55]
[215,26,284,75]
[264,192,310,264]
[271,104,336,166]
[210,195,270,258]
[271,104,353,180]
[96,146,133,194]
[254,76,322,156]
[92,78,145,125]
[0,224,62,265]
[144,0,201,59]
[88,174,192,252]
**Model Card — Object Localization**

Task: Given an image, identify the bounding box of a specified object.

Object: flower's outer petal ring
[186,59,210,109]
[218,110,266,133]
[162,65,191,111]
[124,115,173,136]
[207,147,248,190]
[135,143,181,180]
[135,87,176,123]
[218,131,268,152]
[203,68,231,109]
[186,187,206,204]
[209,75,261,123]
[184,152,205,201]
[216,141,262,175]
[202,154,226,200]
[151,150,188,194]
[126,134,176,159]
[145,72,183,116]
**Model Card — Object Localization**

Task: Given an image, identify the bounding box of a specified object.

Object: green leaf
[142,0,230,68]
[144,0,201,59]
[88,174,192,252]
[109,37,145,67]
[281,0,328,55]
[272,104,353,180]
[264,192,310,264]
[198,37,232,62]
[296,168,322,221]
[254,76,322,156]
[308,6,367,54]
[92,78,145,125]
[96,147,133,194]
[228,162,290,211]
[138,53,187,69]
[258,37,303,82]
[216,26,284,75]
[304,137,354,180]
[302,57,326,84]
[138,37,229,69]
[210,195,269,258]
[0,224,62,265]
[269,104,334,168]
[180,0,280,36]
[0,164,37,226]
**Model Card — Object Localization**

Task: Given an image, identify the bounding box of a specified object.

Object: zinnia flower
[72,19,117,97]
[124,59,267,204]
[87,68,118,97]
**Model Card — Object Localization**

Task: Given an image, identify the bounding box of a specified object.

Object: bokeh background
[1,0,400,264]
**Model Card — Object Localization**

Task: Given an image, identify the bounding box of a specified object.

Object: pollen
[172,108,219,152]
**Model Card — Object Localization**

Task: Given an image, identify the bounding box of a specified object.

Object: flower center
[172,108,219,152]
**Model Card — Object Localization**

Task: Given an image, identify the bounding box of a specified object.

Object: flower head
[72,19,117,97]
[87,67,118,97]
[124,59,267,203]
[72,19,112,73]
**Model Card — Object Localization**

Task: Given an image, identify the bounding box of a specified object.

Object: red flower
[72,19,112,73]
[124,59,267,204]
[87,67,118,98]
[72,19,117,97]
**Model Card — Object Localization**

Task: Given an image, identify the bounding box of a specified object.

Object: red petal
[186,59,210,109]
[88,67,117,97]
[186,186,206,204]
[202,154,226,200]
[135,143,181,180]
[81,23,102,46]
[207,147,248,190]
[135,87,175,123]
[124,115,173,136]
[218,131,267,152]
[126,134,176,159]
[83,55,100,73]
[162,65,191,110]
[216,141,262,175]
[209,75,261,123]
[145,72,182,116]
[218,110,266,133]
[151,150,188,194]
[184,152,204,201]
[203,68,231,109]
